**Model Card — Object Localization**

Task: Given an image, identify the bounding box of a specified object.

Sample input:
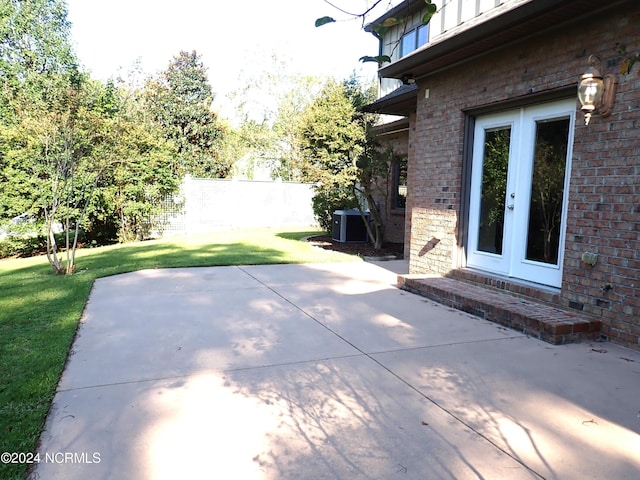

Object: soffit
[370,117,410,135]
[365,0,425,33]
[363,84,417,116]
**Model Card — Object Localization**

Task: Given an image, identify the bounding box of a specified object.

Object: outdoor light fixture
[577,55,617,125]
[401,73,415,85]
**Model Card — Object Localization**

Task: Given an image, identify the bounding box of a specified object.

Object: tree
[2,71,110,273]
[528,123,569,264]
[0,0,91,273]
[478,128,509,254]
[222,53,324,181]
[1,3,183,267]
[90,78,180,242]
[271,75,324,181]
[0,0,78,218]
[298,76,389,249]
[145,50,229,178]
[344,76,391,249]
[298,79,361,229]
[0,0,78,124]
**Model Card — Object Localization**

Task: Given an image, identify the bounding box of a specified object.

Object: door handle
[507,204,514,210]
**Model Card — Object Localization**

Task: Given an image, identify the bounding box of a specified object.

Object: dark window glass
[394,157,408,209]
[525,118,569,264]
[477,128,510,255]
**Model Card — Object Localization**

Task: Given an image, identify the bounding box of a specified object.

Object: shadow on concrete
[30,262,640,480]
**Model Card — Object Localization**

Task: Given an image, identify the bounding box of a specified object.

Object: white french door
[467,99,576,288]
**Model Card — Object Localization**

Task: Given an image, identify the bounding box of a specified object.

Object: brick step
[397,274,601,345]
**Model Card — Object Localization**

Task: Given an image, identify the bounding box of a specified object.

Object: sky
[65,0,391,123]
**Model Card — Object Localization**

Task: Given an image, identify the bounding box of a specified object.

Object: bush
[311,187,358,232]
[0,229,118,259]
[0,235,45,258]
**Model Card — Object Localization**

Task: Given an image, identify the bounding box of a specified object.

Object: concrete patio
[32,261,640,479]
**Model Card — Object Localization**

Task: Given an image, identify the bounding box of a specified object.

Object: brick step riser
[399,277,601,345]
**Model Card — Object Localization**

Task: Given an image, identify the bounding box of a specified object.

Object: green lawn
[0,228,359,480]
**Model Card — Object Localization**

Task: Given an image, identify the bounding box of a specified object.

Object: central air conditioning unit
[331,209,369,243]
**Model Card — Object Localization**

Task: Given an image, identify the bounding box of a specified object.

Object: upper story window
[400,23,429,57]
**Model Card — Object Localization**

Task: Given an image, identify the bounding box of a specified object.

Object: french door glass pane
[477,127,510,254]
[526,118,569,264]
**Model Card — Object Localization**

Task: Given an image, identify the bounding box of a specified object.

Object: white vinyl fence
[155,176,318,236]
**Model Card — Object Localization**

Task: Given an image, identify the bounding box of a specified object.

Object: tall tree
[298,76,389,249]
[145,50,228,178]
[272,75,323,181]
[1,0,79,214]
[2,71,110,273]
[0,0,89,272]
[89,78,180,243]
[216,55,322,181]
[1,1,182,268]
[0,0,77,123]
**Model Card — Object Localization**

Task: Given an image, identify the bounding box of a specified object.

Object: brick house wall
[371,128,409,245]
[405,3,640,349]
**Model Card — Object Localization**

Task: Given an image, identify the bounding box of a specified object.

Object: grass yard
[0,228,360,480]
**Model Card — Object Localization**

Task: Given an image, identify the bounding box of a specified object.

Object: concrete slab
[59,267,359,389]
[32,262,640,480]
[372,340,640,480]
[271,284,523,353]
[35,357,536,480]
[91,265,258,296]
[240,261,402,288]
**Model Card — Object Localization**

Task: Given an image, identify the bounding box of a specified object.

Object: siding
[378,0,523,98]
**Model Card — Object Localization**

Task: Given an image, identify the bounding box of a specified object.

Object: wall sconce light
[401,73,415,85]
[577,55,617,125]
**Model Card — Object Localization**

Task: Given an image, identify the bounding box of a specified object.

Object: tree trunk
[356,191,384,251]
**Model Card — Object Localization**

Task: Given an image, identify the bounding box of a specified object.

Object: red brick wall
[565,4,640,347]
[372,129,408,246]
[406,3,640,348]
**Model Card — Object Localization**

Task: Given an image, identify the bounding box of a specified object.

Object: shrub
[0,229,117,259]
[311,186,358,232]
[0,235,44,258]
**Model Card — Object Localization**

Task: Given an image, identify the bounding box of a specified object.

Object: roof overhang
[363,83,417,116]
[365,0,425,34]
[370,117,410,136]
[379,0,631,81]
